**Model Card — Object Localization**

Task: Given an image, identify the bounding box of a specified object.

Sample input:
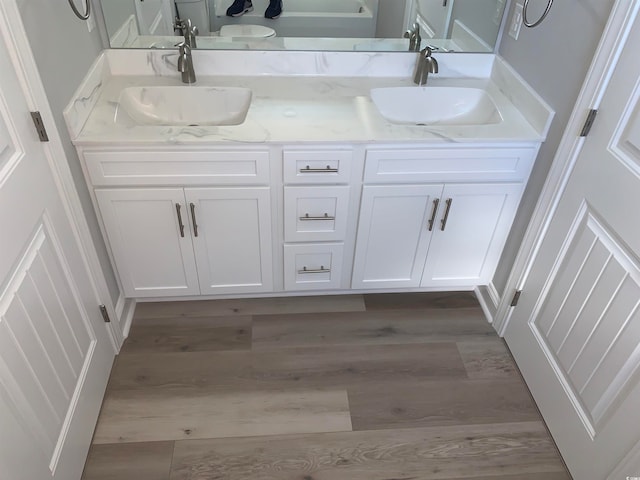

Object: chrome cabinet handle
[298,266,331,274]
[189,202,198,237]
[299,213,335,221]
[428,198,440,231]
[440,198,453,231]
[299,165,338,173]
[176,203,185,238]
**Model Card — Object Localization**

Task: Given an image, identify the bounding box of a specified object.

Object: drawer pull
[299,213,335,221]
[298,266,331,274]
[175,203,185,238]
[189,202,199,237]
[427,198,440,231]
[440,198,453,231]
[300,165,338,173]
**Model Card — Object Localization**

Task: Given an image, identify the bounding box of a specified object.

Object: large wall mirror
[97,0,509,52]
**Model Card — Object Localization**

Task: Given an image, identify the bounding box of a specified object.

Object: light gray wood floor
[82,292,571,480]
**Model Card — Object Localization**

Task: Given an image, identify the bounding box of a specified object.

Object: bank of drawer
[283,149,352,184]
[364,147,536,184]
[284,244,344,291]
[83,149,270,186]
[284,186,349,242]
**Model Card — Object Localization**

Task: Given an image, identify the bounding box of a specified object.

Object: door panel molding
[527,201,640,438]
[0,216,100,473]
[610,75,640,177]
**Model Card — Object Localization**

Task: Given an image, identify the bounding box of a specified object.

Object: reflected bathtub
[210,0,378,38]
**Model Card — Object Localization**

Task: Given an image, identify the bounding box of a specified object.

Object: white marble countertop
[67,51,553,147]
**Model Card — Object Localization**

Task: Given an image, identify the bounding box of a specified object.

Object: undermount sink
[370,86,502,126]
[115,86,252,126]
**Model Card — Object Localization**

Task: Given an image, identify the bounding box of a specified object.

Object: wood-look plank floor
[83,293,571,480]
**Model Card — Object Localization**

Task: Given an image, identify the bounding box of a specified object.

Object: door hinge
[579,109,598,137]
[30,111,49,142]
[99,305,111,323]
[510,290,522,307]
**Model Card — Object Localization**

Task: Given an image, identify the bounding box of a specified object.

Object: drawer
[284,186,349,242]
[364,147,537,184]
[283,149,352,184]
[83,149,270,186]
[284,244,344,291]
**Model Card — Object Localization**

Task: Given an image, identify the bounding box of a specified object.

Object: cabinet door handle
[189,202,198,237]
[298,266,331,274]
[300,165,338,173]
[427,198,440,231]
[176,203,185,238]
[299,213,336,221]
[440,198,453,231]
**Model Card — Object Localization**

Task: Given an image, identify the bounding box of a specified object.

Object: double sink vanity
[65,49,553,300]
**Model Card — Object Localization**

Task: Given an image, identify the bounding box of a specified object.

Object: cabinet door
[95,188,200,298]
[186,187,273,295]
[352,184,443,289]
[421,183,523,287]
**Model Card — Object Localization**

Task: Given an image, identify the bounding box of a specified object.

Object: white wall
[376,0,407,38]
[492,0,615,294]
[16,0,120,305]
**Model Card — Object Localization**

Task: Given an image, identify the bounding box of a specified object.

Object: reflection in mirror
[99,0,508,53]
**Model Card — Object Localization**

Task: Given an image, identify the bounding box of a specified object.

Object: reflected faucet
[174,17,198,49]
[414,46,438,85]
[403,23,422,52]
[177,41,196,84]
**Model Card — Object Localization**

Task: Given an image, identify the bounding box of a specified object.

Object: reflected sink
[116,86,252,126]
[370,86,502,126]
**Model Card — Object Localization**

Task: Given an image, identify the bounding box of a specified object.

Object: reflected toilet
[219,24,276,38]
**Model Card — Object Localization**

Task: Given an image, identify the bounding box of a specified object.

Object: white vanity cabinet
[352,146,537,289]
[80,143,538,299]
[83,149,273,298]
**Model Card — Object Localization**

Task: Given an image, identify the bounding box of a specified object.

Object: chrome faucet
[177,41,196,84]
[174,17,198,49]
[413,46,439,85]
[403,23,422,52]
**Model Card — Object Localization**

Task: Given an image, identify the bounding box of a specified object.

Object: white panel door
[95,188,200,298]
[134,0,173,35]
[352,184,443,289]
[0,12,114,480]
[186,187,273,295]
[421,183,523,287]
[415,0,453,38]
[505,8,640,479]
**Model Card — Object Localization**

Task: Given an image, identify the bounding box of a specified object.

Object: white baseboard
[474,283,500,326]
[118,298,137,340]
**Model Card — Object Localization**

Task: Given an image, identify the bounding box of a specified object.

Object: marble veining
[63,55,109,139]
[68,50,553,146]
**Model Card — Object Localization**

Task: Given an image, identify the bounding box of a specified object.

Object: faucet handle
[176,41,191,73]
[422,46,439,74]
